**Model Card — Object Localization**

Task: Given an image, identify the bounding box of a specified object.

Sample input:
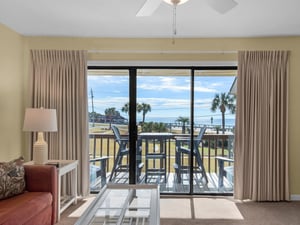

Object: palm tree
[105,107,119,128]
[211,92,236,134]
[176,116,189,134]
[153,122,168,132]
[137,103,151,124]
[121,102,130,115]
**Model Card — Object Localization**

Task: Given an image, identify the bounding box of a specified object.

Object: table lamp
[23,108,57,164]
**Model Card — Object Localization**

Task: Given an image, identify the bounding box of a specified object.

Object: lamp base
[33,132,48,164]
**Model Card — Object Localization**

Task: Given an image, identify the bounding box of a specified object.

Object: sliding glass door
[193,70,236,194]
[137,69,191,194]
[87,66,236,195]
[88,69,130,192]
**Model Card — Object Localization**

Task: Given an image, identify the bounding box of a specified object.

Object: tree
[89,111,101,123]
[121,102,152,127]
[137,103,151,124]
[176,116,189,134]
[211,92,236,134]
[142,122,167,132]
[121,102,130,115]
[105,107,119,128]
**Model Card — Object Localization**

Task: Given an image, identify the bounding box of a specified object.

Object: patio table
[138,133,174,183]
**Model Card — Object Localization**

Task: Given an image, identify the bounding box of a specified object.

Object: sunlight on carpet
[69,196,96,217]
[65,196,243,221]
[68,197,192,219]
[193,198,244,220]
[160,198,192,219]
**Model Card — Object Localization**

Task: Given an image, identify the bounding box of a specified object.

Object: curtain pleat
[30,50,89,197]
[234,51,289,201]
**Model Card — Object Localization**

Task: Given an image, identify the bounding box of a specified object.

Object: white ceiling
[1,0,300,38]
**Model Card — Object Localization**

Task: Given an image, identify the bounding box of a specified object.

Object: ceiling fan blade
[205,0,238,14]
[136,0,163,17]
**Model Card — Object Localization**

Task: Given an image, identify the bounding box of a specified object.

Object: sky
[88,70,236,126]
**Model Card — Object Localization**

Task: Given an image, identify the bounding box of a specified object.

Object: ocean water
[141,117,235,127]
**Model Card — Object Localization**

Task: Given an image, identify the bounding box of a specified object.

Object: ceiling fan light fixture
[205,0,238,14]
[163,0,190,6]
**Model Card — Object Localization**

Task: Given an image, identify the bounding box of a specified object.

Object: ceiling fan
[136,0,238,17]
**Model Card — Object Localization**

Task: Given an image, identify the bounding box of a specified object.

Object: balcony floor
[90,172,233,194]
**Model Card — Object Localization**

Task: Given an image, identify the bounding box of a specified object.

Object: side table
[24,160,78,221]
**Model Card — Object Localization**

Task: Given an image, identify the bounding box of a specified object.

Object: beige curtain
[234,51,289,201]
[30,50,89,197]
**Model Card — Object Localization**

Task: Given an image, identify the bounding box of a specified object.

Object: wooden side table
[24,160,78,221]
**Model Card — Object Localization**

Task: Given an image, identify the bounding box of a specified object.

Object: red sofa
[0,165,58,225]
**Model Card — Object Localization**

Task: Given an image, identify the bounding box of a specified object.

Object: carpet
[160,200,300,225]
[57,196,300,225]
[193,198,243,219]
[68,196,96,218]
[160,198,192,219]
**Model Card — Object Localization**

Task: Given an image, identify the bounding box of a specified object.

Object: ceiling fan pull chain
[172,3,177,44]
[173,4,177,36]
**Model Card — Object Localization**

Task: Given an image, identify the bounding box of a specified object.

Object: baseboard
[290,195,300,201]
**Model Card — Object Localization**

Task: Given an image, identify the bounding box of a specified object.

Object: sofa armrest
[24,165,58,224]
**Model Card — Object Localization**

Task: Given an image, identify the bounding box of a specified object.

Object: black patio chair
[109,125,143,182]
[174,126,208,183]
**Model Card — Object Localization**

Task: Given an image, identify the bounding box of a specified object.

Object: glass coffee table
[75,184,160,225]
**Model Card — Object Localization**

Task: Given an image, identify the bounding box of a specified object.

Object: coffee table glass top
[75,184,160,225]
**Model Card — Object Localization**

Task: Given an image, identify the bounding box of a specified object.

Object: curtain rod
[88,50,237,54]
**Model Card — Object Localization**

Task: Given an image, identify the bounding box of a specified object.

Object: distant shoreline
[139,117,236,127]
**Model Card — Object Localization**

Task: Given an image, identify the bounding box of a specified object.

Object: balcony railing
[89,131,234,194]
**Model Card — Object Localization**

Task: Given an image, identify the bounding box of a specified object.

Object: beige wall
[1,28,300,195]
[23,36,300,195]
[0,24,25,161]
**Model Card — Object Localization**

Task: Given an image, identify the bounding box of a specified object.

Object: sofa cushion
[0,191,52,225]
[0,157,25,200]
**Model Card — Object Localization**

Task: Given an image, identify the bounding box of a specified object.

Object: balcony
[89,129,234,194]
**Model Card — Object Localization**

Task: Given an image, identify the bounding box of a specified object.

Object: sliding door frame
[129,68,137,184]
[88,65,237,195]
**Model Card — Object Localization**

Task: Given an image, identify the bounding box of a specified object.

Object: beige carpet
[57,196,300,225]
[160,198,192,219]
[193,198,243,219]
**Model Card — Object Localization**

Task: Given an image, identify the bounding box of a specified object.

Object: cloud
[89,95,215,113]
[88,75,235,121]
[138,76,216,93]
[88,75,128,85]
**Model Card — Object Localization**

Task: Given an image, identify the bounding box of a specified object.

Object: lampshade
[23,108,57,164]
[23,108,57,132]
